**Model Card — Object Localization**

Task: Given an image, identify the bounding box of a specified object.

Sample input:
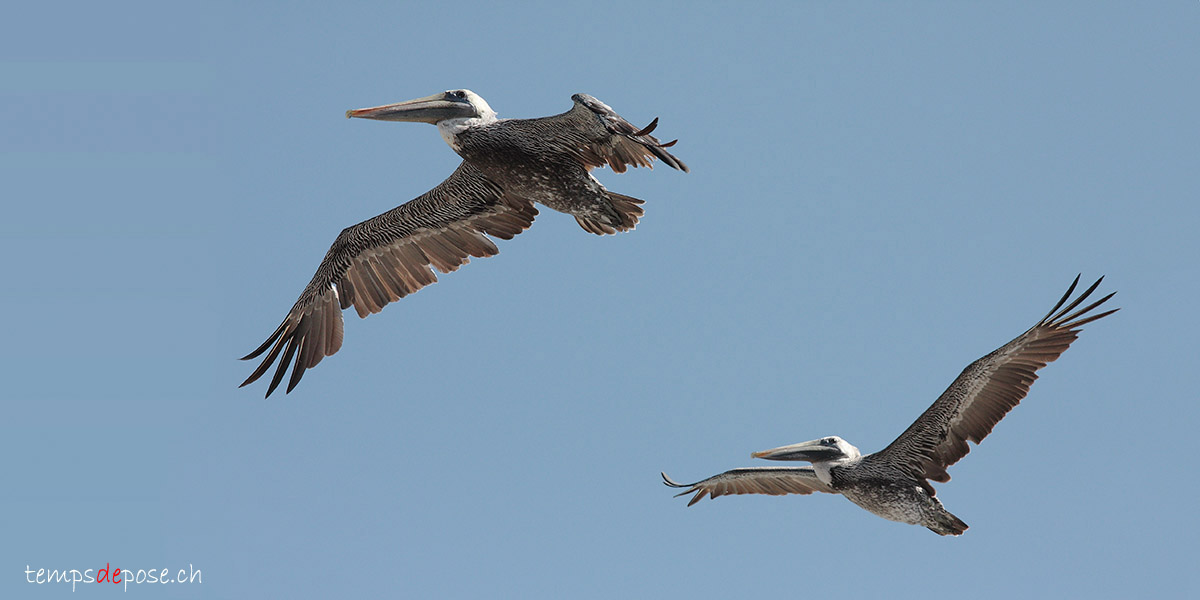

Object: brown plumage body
[240,91,686,396]
[664,276,1117,535]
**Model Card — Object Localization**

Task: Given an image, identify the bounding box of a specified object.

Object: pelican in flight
[663,276,1116,535]
[241,90,687,397]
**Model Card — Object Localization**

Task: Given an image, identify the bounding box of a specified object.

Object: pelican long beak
[752,439,842,462]
[345,93,476,124]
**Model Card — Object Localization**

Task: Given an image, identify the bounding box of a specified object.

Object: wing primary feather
[632,118,659,136]
[241,320,285,361]
[1047,275,1101,323]
[661,472,689,488]
[286,335,308,394]
[1057,292,1118,327]
[266,335,300,398]
[240,325,289,387]
[1038,273,1081,323]
[1063,304,1119,329]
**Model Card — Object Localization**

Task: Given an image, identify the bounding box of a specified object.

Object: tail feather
[928,512,969,536]
[574,192,645,236]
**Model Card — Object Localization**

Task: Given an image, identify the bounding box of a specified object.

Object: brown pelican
[239,90,687,397]
[663,276,1116,535]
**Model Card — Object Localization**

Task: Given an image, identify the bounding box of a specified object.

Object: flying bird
[240,90,687,397]
[663,276,1117,535]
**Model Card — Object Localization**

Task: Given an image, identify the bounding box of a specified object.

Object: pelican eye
[447,90,467,101]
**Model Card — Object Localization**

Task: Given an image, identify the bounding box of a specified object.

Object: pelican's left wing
[869,276,1118,484]
[662,467,835,507]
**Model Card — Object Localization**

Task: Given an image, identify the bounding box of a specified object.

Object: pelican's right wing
[240,161,538,397]
[524,93,689,174]
[662,467,836,507]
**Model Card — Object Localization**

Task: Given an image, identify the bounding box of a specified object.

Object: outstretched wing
[240,162,538,397]
[662,467,835,507]
[521,93,689,174]
[869,275,1118,484]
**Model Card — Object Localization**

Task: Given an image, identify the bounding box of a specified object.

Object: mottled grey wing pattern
[662,467,836,506]
[870,276,1118,484]
[526,94,690,174]
[240,162,537,397]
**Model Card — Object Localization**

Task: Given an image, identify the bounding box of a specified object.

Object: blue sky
[3,1,1197,598]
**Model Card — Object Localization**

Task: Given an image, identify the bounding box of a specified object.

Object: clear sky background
[3,2,1197,598]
